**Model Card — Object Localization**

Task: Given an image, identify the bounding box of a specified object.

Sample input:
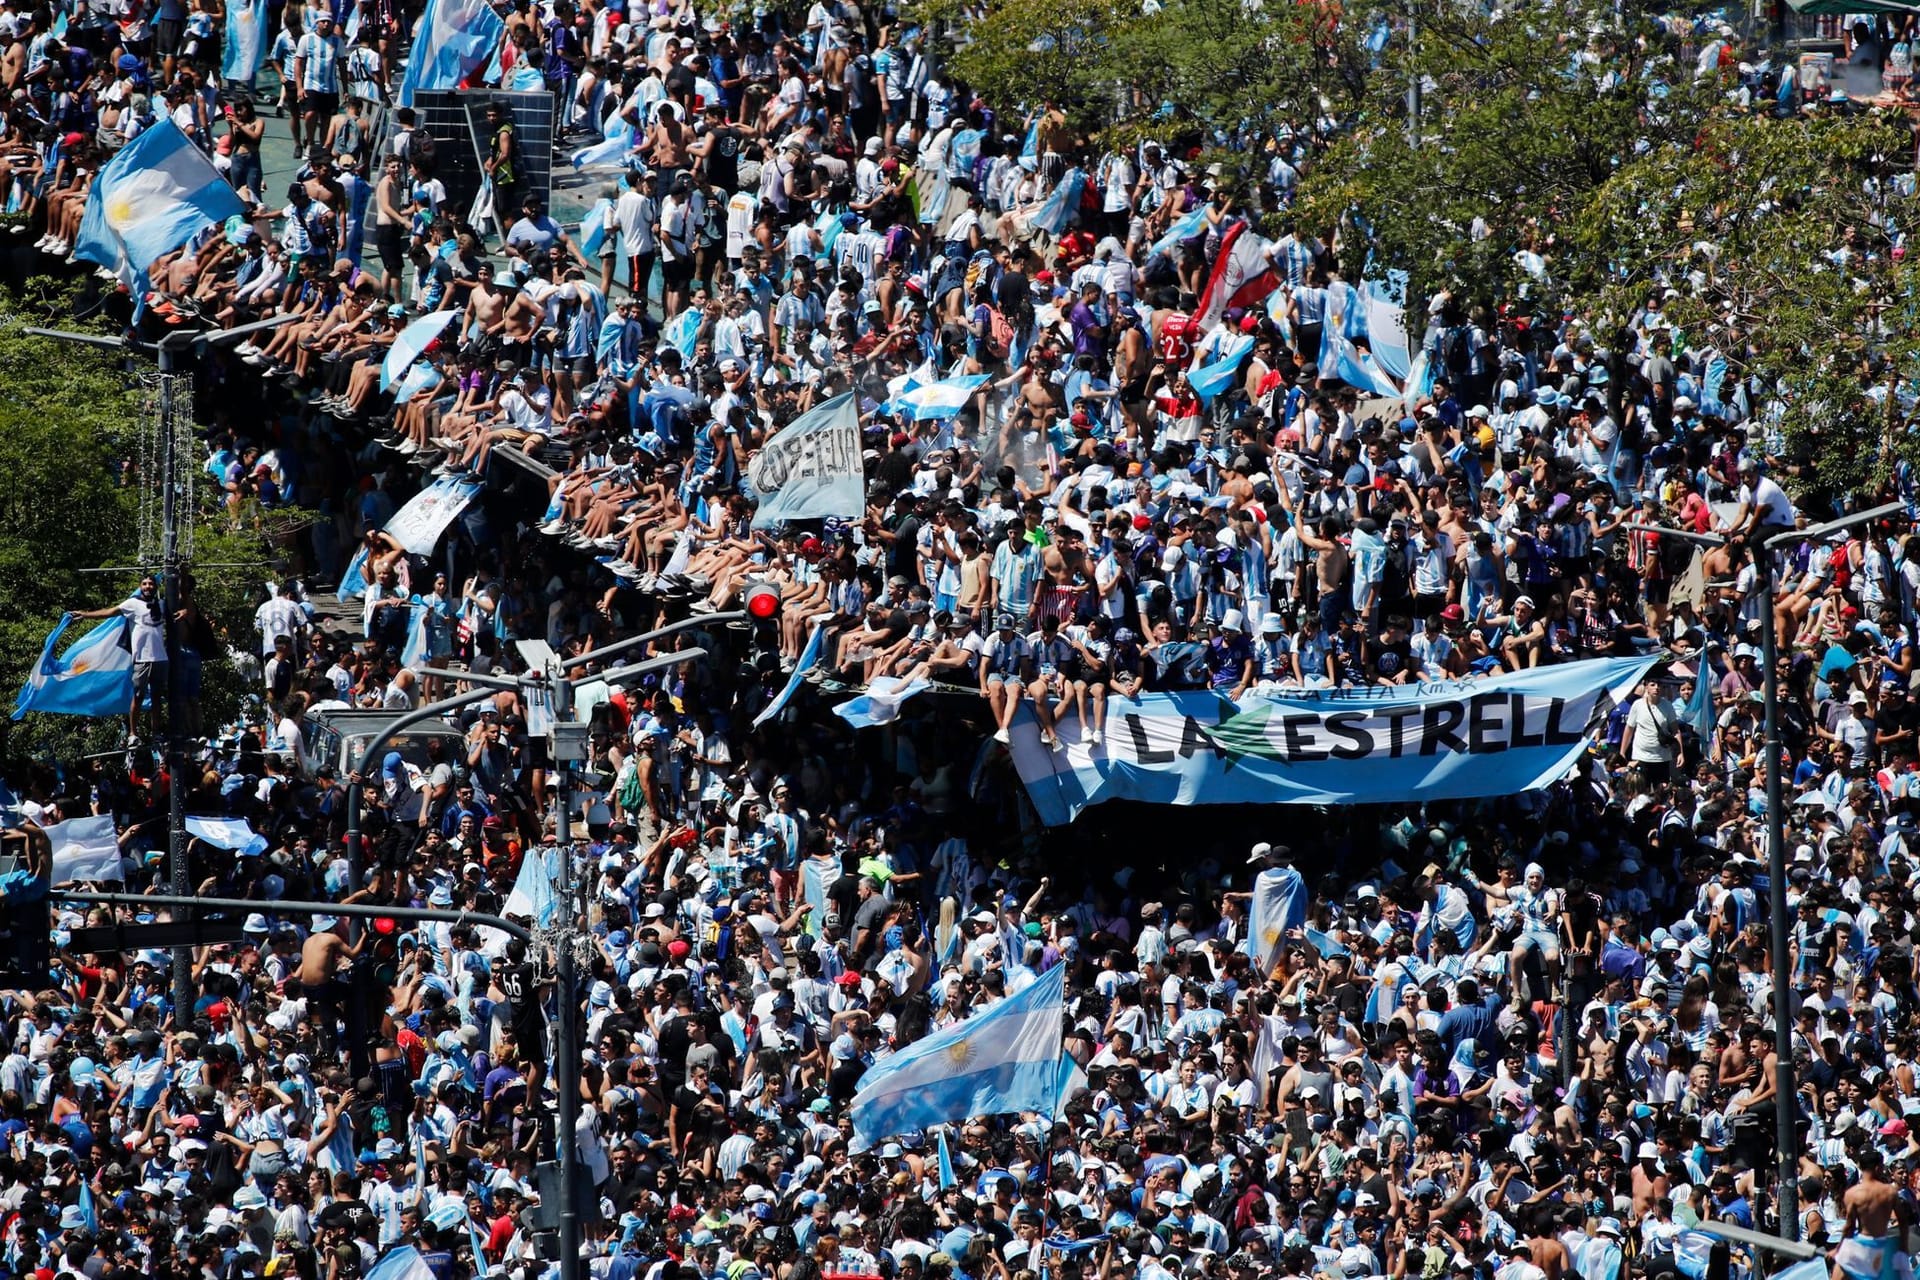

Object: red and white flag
[1195,220,1279,332]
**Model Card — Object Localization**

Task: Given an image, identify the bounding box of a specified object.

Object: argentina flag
[848,963,1066,1148]
[1188,332,1256,404]
[891,374,988,421]
[1247,863,1307,975]
[12,614,134,721]
[396,0,506,105]
[222,0,269,83]
[75,120,245,275]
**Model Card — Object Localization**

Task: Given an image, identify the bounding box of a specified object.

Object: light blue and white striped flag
[12,614,134,722]
[222,0,269,82]
[1028,170,1085,237]
[753,622,825,728]
[892,374,988,421]
[74,120,244,276]
[185,816,268,857]
[364,1246,438,1280]
[338,545,371,600]
[1189,332,1255,404]
[1247,864,1307,974]
[396,0,504,105]
[848,963,1066,1148]
[935,1128,957,1189]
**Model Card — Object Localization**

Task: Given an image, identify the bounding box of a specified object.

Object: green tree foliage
[914,0,1136,132]
[0,295,279,763]
[934,0,1920,498]
[1572,109,1918,498]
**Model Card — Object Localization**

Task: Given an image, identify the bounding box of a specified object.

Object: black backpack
[1443,324,1472,376]
[406,127,438,176]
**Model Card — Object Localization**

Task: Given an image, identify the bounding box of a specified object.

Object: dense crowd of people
[8,4,1920,1280]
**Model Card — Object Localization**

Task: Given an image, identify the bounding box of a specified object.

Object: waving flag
[75,119,244,276]
[1401,348,1435,410]
[1320,327,1403,399]
[504,842,560,926]
[571,111,636,169]
[184,816,269,857]
[754,623,825,728]
[77,1182,97,1233]
[400,599,431,668]
[223,0,269,82]
[935,1128,957,1188]
[1027,169,1085,237]
[12,615,134,721]
[45,815,123,885]
[1188,332,1256,404]
[892,374,988,421]
[1054,1054,1088,1119]
[1359,279,1411,380]
[848,963,1066,1147]
[1247,864,1307,974]
[364,1247,438,1280]
[337,545,371,600]
[1196,222,1279,333]
[1684,655,1716,745]
[1019,118,1040,165]
[579,198,614,259]
[835,675,930,729]
[396,0,506,105]
[749,393,863,527]
[381,310,456,391]
[662,308,701,363]
[1150,205,1210,259]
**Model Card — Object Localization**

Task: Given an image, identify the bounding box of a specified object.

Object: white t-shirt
[1625,697,1677,764]
[118,595,167,662]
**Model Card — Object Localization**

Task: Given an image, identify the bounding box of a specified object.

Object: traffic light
[740,581,782,675]
[742,581,781,620]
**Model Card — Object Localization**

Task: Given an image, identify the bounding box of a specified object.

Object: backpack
[1443,324,1472,376]
[406,127,438,176]
[983,306,1014,360]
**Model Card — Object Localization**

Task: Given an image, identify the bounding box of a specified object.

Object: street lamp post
[358,643,712,1280]
[25,316,294,1016]
[1646,500,1913,1239]
[1755,499,1904,1240]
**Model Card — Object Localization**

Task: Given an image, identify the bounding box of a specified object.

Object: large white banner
[1009,655,1659,824]
[385,476,483,555]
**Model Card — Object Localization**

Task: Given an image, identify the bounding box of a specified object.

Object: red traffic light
[743,583,781,620]
[372,917,397,936]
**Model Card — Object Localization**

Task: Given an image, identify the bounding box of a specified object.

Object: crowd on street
[9,4,1920,1280]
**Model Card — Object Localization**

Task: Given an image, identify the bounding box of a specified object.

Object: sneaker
[1089,729,1103,745]
[1050,735,1066,753]
[993,727,1011,745]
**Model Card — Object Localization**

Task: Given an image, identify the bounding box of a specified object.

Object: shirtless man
[463,261,509,345]
[1835,1150,1903,1280]
[1037,526,1090,625]
[295,915,366,1055]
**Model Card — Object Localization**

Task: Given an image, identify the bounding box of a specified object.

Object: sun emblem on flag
[1262,926,1282,945]
[946,1040,974,1070]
